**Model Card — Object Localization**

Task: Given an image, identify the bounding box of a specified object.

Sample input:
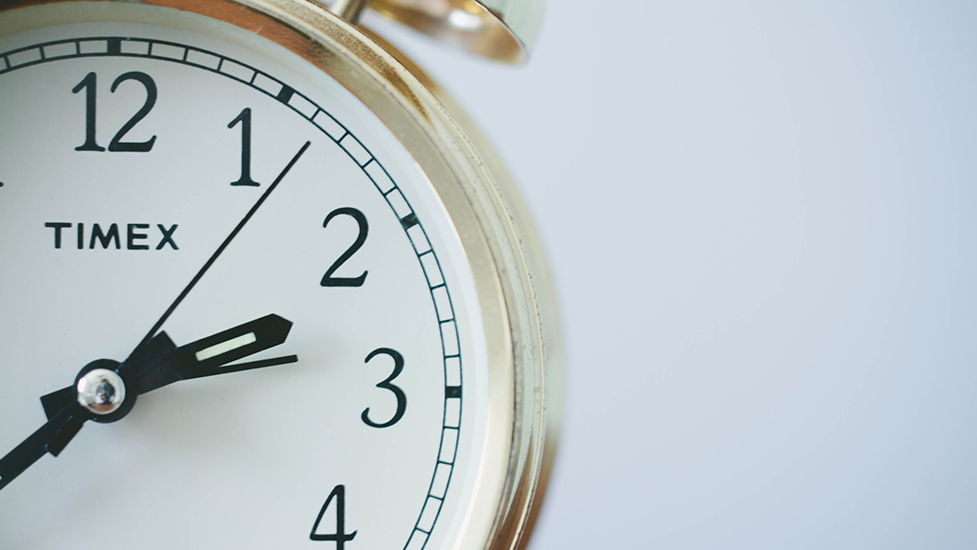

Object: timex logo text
[45,222,179,250]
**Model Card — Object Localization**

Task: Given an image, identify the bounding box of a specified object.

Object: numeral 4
[310,484,357,548]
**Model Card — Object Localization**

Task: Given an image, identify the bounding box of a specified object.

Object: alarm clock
[0,1,561,549]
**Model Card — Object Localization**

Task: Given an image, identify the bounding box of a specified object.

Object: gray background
[368,1,977,548]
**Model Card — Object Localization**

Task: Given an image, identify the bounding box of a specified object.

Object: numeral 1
[228,108,261,186]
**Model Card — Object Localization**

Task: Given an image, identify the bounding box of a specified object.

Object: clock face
[0,4,488,549]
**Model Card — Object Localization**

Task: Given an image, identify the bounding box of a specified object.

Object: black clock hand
[2,314,297,493]
[134,313,296,394]
[1,144,310,494]
[39,332,176,420]
[0,403,87,491]
[130,140,311,360]
[39,314,297,419]
[39,139,310,419]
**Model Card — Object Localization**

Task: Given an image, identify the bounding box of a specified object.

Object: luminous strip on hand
[195,333,257,362]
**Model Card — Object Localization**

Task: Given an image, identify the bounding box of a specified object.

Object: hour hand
[134,313,297,394]
[39,314,297,419]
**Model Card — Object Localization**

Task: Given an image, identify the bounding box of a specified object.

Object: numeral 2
[73,71,157,153]
[310,484,357,548]
[321,207,368,287]
[362,348,407,428]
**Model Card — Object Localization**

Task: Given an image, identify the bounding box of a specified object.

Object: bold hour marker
[195,332,257,362]
[400,212,419,229]
[276,84,294,104]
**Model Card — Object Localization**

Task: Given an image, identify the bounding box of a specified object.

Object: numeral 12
[72,71,157,153]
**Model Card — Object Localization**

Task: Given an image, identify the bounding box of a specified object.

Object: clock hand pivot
[76,368,126,416]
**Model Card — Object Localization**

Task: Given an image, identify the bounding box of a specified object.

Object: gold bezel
[0,2,562,550]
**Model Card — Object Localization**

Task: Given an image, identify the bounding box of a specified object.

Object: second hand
[130,140,312,361]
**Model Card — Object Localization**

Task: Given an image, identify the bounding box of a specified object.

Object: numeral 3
[362,348,407,428]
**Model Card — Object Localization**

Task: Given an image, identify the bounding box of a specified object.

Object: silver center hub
[76,368,126,415]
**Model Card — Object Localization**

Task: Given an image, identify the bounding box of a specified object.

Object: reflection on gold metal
[366,28,563,549]
[367,0,543,63]
[327,0,373,24]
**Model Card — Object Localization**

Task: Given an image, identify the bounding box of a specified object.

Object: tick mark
[276,84,294,104]
[400,212,419,230]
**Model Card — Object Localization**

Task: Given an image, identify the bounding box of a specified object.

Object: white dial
[0,4,488,549]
